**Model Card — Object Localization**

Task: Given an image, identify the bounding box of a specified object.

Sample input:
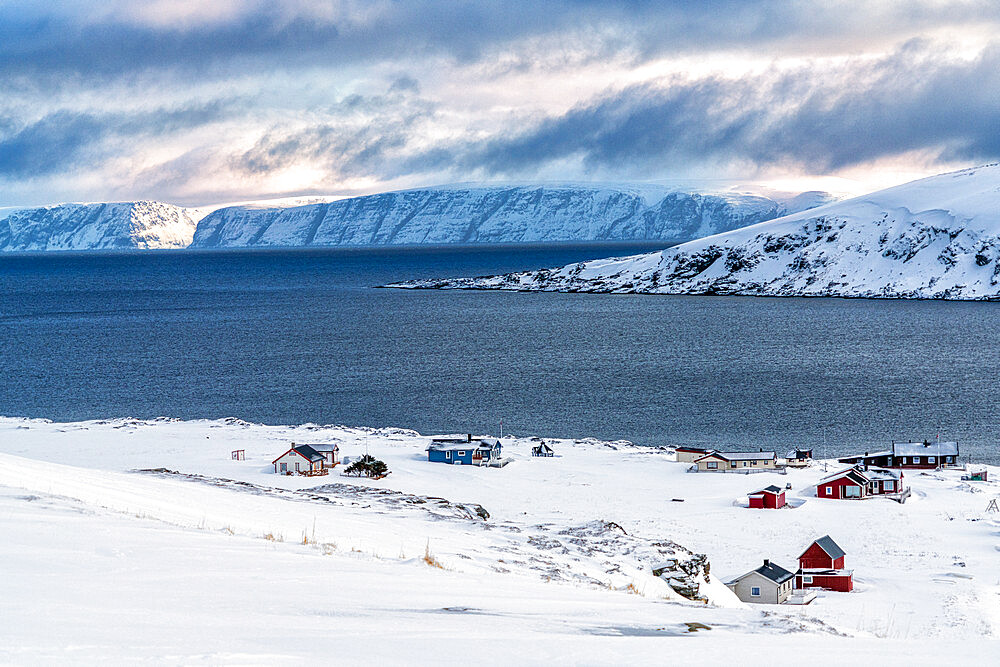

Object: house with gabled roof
[795,535,853,592]
[272,444,327,475]
[817,465,904,500]
[748,485,786,509]
[726,559,796,604]
[694,451,777,472]
[838,441,959,469]
[426,435,502,466]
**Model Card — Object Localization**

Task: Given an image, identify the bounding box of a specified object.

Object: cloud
[438,42,1000,178]
[4,1,1000,82]
[0,101,235,178]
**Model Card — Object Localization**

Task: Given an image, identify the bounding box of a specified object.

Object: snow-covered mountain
[389,165,1000,300]
[190,184,833,248]
[0,201,198,251]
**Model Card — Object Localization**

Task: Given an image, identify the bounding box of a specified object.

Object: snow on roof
[819,467,868,484]
[839,451,892,461]
[865,468,902,481]
[700,451,775,461]
[426,439,499,452]
[892,441,958,457]
[751,485,784,495]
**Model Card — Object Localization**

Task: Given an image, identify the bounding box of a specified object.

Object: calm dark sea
[1,243,998,463]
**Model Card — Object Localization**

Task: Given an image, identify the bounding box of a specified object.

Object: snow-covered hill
[389,165,1000,300]
[190,184,833,248]
[0,416,997,661]
[0,201,198,251]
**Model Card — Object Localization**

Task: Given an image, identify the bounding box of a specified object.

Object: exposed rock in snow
[0,201,197,251]
[190,184,834,248]
[387,165,1000,300]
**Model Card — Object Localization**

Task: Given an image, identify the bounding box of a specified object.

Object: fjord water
[1,244,998,463]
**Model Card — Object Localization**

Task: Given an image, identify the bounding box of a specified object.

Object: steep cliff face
[0,201,197,251]
[190,184,832,248]
[388,165,1000,300]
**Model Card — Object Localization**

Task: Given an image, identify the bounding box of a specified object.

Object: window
[295,462,300,472]
[457,451,465,456]
[825,486,833,495]
[845,486,861,497]
[707,461,718,469]
[803,575,813,584]
[928,457,936,464]
[912,457,919,464]
[884,481,894,491]
[750,587,760,597]
[751,460,757,466]
[445,451,452,459]
[946,456,954,463]
[280,463,287,472]
[742,461,748,467]
[730,461,737,468]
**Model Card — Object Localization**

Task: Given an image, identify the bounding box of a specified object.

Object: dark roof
[533,442,553,451]
[754,561,795,584]
[676,446,713,453]
[809,535,846,560]
[752,485,784,495]
[292,444,325,462]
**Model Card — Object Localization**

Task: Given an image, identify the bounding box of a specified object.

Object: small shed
[531,442,554,457]
[748,485,786,509]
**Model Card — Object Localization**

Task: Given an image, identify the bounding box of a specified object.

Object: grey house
[726,560,795,604]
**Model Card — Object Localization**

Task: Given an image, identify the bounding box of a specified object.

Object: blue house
[427,435,502,466]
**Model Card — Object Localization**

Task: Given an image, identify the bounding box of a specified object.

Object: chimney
[467,433,472,442]
[864,451,869,457]
[763,559,770,567]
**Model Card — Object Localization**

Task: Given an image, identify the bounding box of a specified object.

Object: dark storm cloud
[0,101,234,177]
[441,43,1000,177]
[3,2,1000,80]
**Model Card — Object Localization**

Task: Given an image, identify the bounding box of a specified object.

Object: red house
[748,485,786,509]
[817,466,904,500]
[795,535,853,592]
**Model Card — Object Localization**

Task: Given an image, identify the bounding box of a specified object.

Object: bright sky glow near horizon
[3,1,1000,206]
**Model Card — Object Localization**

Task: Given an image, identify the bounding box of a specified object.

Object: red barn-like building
[748,485,786,509]
[795,535,853,592]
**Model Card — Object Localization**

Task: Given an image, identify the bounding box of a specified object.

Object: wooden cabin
[795,536,853,592]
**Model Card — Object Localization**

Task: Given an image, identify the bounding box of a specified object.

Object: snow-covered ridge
[0,185,833,253]
[189,183,834,249]
[0,201,198,251]
[388,164,1000,300]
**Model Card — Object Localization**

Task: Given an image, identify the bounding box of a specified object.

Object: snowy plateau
[391,164,1000,300]
[0,185,831,252]
[1,416,998,664]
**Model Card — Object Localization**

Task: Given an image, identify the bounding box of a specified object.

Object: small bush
[344,454,391,478]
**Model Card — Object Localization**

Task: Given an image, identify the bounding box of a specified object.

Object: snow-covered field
[1,416,998,663]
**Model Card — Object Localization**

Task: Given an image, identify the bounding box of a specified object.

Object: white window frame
[884,480,894,491]
[445,451,452,459]
[912,457,919,464]
[803,575,813,584]
[707,461,718,469]
[457,450,466,456]
[945,456,954,463]
[825,486,833,495]
[750,586,760,597]
[280,463,287,472]
[928,457,936,464]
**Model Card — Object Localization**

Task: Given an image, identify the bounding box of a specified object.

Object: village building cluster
[726,536,852,604]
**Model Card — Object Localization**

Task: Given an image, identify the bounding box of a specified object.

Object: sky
[3,1,1000,207]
